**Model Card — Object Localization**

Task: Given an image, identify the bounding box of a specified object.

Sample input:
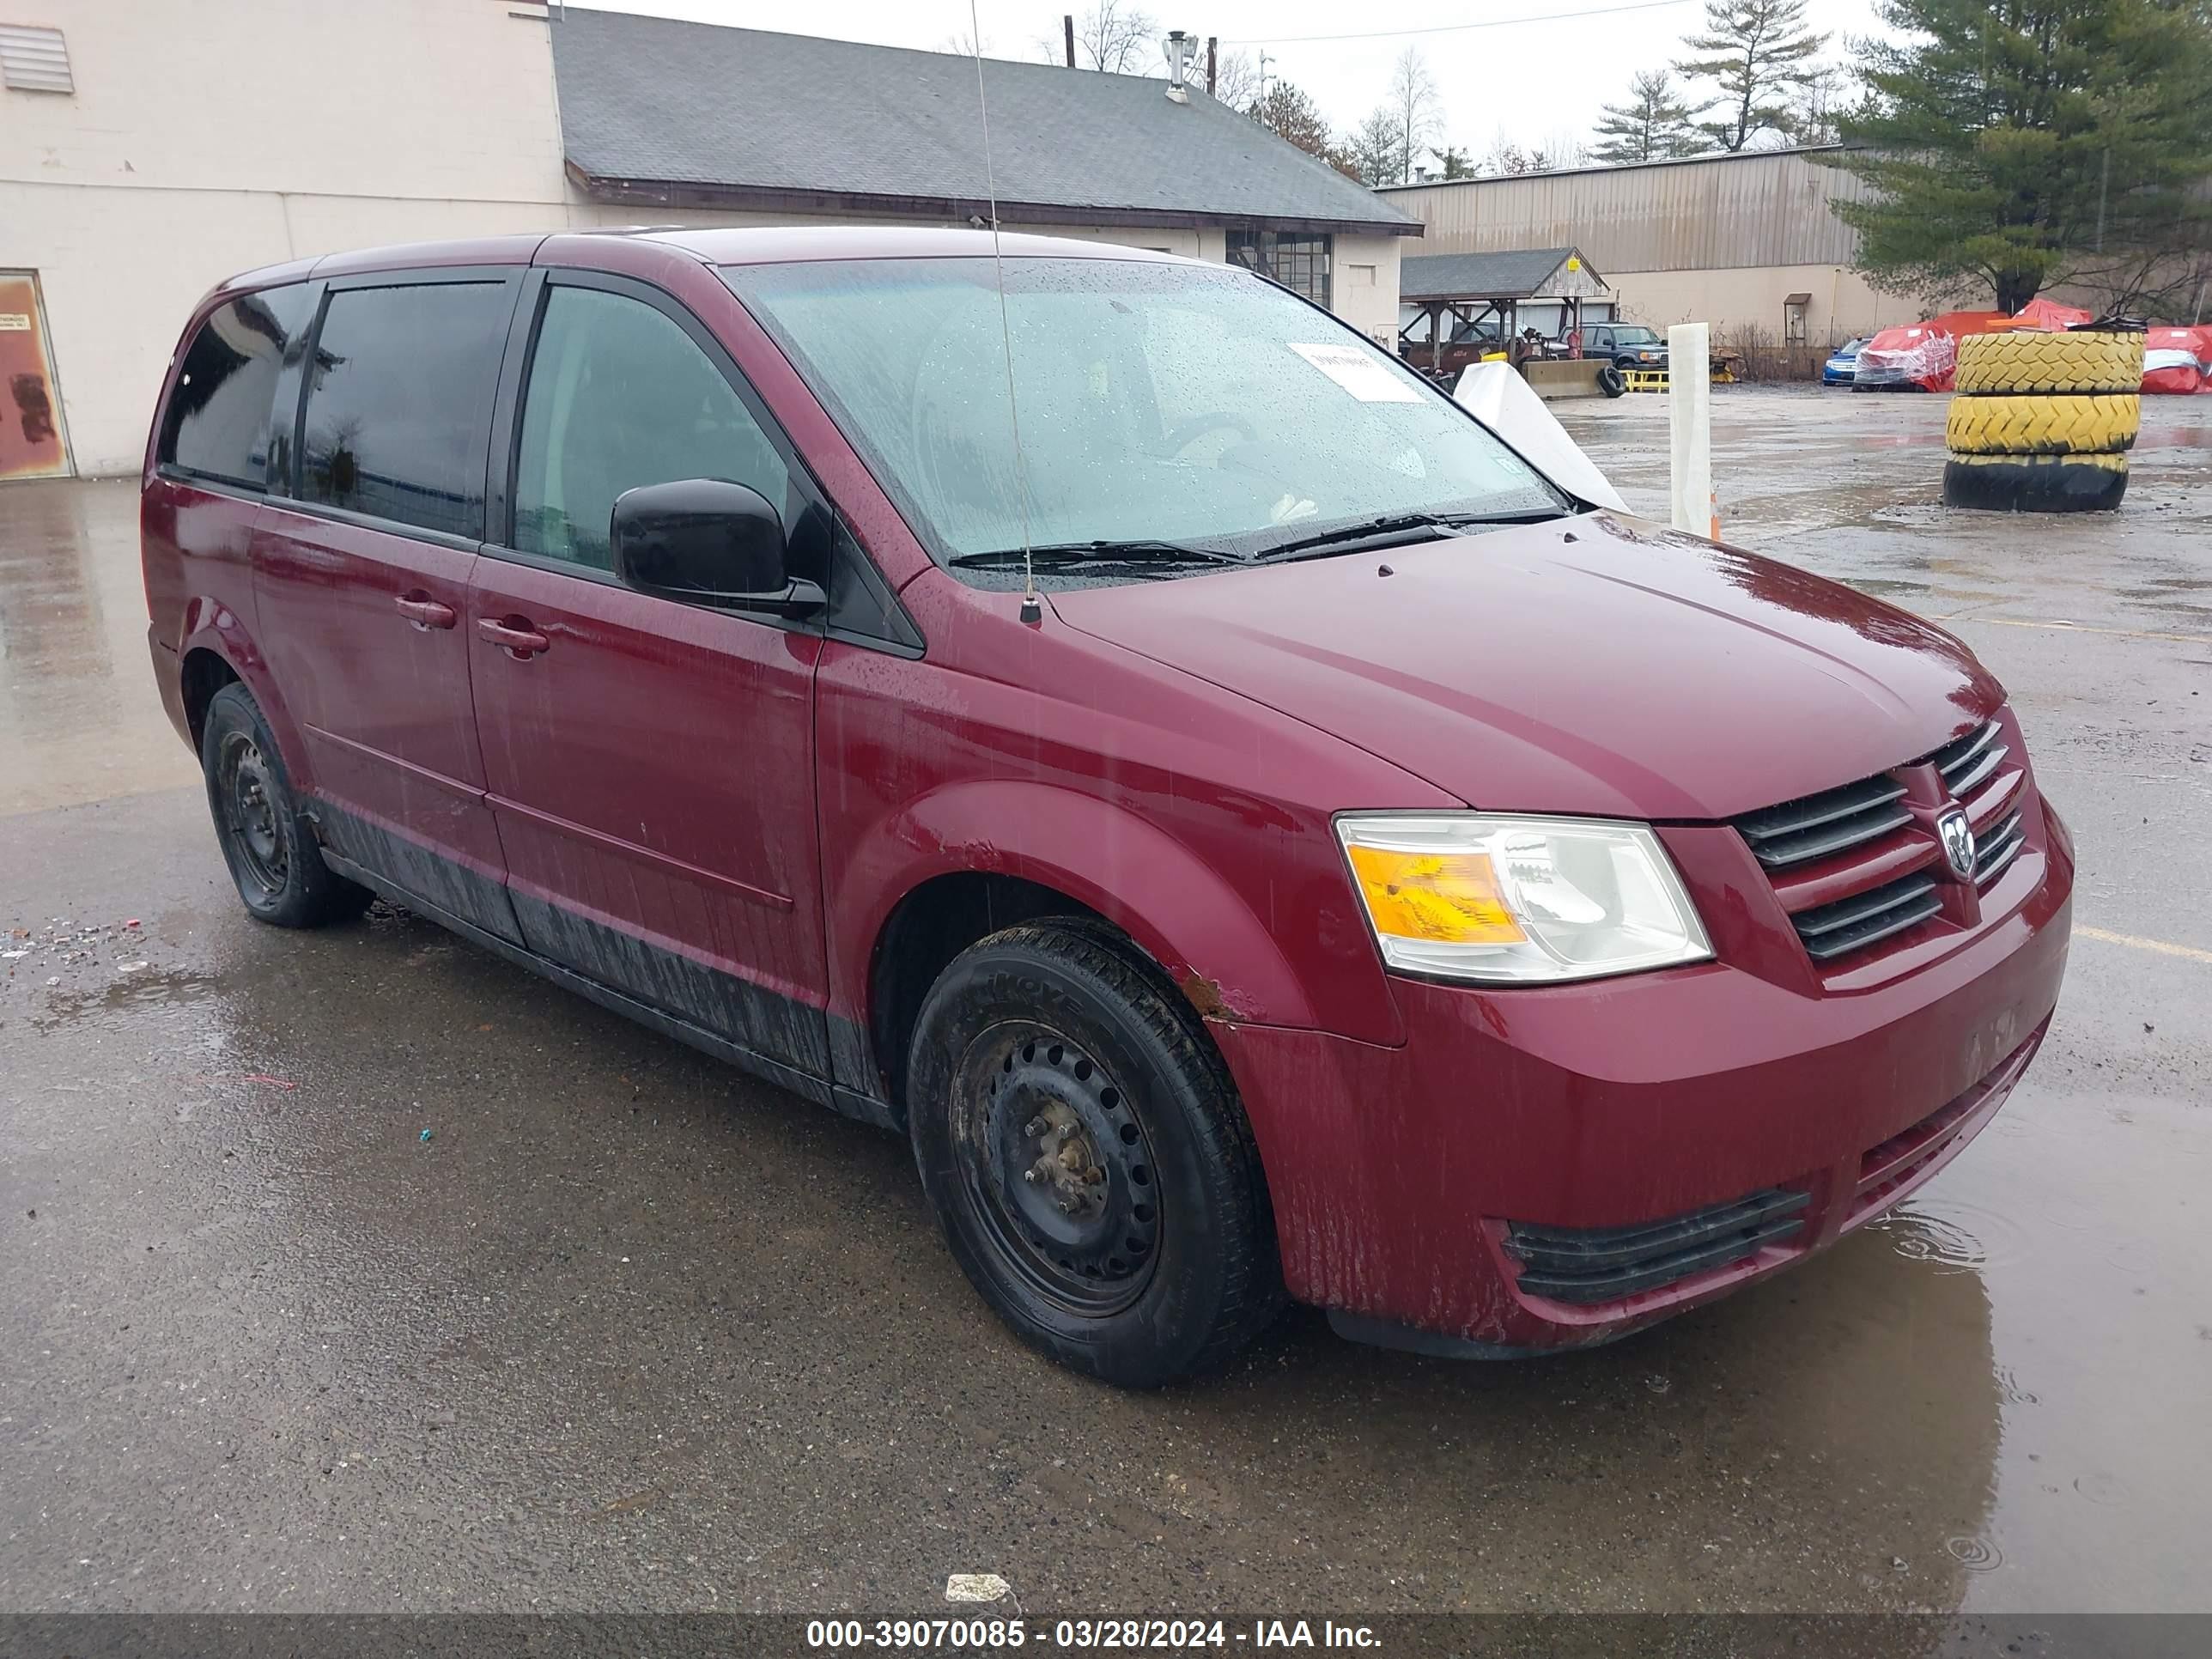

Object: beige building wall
[1606,264,1926,342]
[1382,150,1925,345]
[9,0,1404,475]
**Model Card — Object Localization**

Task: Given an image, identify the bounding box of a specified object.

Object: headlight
[1335,814,1712,984]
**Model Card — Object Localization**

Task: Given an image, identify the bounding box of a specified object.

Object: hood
[1047,514,2002,821]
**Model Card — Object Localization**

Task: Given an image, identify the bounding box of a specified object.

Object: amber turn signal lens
[1345,844,1528,945]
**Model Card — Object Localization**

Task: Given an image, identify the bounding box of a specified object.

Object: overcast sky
[581,0,1891,165]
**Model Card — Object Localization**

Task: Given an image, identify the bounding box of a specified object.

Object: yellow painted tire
[1943,393,2139,456]
[1954,331,2143,394]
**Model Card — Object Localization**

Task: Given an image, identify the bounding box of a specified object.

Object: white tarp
[1451,362,1630,514]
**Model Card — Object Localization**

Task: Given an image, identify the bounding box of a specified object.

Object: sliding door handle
[476,617,550,659]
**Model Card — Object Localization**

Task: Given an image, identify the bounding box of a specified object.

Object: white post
[1668,321,1714,538]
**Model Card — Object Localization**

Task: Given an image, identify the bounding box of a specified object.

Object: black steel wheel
[200,683,370,928]
[908,921,1281,1388]
[955,1020,1163,1316]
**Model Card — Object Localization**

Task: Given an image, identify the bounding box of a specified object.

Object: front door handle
[477,616,550,659]
[394,593,457,629]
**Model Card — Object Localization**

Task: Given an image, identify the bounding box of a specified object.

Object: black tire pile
[1942,330,2145,512]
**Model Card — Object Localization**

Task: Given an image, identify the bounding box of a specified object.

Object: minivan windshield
[721,258,1568,581]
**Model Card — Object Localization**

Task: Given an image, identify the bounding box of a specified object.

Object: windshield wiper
[946,538,1243,571]
[1254,509,1562,564]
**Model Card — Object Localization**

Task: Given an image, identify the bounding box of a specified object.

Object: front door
[0,272,70,481]
[466,273,830,1077]
[252,271,523,939]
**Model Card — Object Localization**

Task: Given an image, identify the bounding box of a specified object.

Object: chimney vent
[1164,30,1190,103]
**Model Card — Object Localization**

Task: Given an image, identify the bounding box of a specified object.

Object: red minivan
[143,228,2072,1387]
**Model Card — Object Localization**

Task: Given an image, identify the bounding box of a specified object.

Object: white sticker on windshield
[1289,342,1422,403]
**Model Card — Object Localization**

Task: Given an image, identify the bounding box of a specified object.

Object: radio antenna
[969,2,1042,624]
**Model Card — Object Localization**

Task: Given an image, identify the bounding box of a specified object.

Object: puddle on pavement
[0,478,202,816]
[24,965,218,1033]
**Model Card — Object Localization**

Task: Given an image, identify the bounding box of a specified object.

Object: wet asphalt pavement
[2,386,2207,1618]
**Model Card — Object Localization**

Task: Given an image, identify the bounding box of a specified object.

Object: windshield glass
[1609,326,1662,345]
[721,258,1565,581]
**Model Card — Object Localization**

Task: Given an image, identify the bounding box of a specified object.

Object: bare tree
[1386,46,1442,185]
[1048,1,1156,74]
[1208,46,1261,109]
[1784,60,1850,146]
[937,29,993,58]
[1483,125,1534,176]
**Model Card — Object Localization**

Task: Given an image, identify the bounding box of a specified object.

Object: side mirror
[610,479,825,617]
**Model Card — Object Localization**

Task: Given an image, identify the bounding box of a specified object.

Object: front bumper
[1214,811,2072,1353]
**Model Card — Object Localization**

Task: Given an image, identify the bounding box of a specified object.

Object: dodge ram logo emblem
[1937,806,1977,881]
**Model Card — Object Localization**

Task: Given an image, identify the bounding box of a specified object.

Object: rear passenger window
[159,285,311,490]
[512,284,788,571]
[300,282,508,538]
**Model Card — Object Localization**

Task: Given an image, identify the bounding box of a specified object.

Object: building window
[0,24,72,93]
[1227,230,1333,310]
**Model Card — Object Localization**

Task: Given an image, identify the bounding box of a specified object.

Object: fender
[836,778,1404,1045]
[174,599,315,793]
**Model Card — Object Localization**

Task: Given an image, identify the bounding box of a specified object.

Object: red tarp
[2007,297,2096,332]
[2143,325,2212,395]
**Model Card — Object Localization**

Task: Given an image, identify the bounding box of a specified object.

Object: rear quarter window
[158,285,313,490]
[299,281,510,538]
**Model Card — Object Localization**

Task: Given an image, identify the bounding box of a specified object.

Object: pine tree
[1343,109,1405,185]
[1249,82,1333,159]
[1591,70,1701,162]
[1674,0,1828,151]
[1831,0,2212,313]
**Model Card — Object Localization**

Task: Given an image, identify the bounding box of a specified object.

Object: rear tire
[907,921,1282,1388]
[201,683,371,928]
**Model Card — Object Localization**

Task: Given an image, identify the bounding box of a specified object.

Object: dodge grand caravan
[143,228,2072,1387]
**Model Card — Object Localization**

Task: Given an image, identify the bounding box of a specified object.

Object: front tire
[201,683,370,928]
[908,921,1281,1388]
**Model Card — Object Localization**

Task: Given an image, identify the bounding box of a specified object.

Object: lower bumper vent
[1506,1188,1811,1304]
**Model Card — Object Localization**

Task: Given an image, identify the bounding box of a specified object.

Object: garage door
[0,272,72,481]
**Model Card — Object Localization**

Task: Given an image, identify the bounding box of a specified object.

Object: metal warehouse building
[1380,148,1923,349]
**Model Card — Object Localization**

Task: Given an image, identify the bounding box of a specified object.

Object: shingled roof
[552,10,1419,235]
[1398,248,1603,302]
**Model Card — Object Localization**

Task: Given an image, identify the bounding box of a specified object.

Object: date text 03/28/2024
[804,1619,1381,1649]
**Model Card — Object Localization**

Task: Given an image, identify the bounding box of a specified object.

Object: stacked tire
[1942,330,2144,512]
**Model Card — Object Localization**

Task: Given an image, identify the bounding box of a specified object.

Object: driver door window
[513,284,787,568]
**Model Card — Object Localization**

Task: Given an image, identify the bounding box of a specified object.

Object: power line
[1221,0,1697,47]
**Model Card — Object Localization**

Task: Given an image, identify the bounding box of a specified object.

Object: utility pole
[1063,13,1075,68]
[1206,35,1216,96]
[1258,50,1273,105]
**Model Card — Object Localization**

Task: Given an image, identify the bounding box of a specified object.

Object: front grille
[1790,871,1944,961]
[1936,719,2008,798]
[1506,1188,1810,1304]
[1735,775,1911,871]
[1732,711,2029,969]
[1973,809,2025,886]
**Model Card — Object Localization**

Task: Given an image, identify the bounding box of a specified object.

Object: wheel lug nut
[1025,1116,1048,1138]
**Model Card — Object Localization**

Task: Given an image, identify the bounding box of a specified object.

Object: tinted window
[300,282,508,538]
[159,285,312,490]
[512,284,788,571]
